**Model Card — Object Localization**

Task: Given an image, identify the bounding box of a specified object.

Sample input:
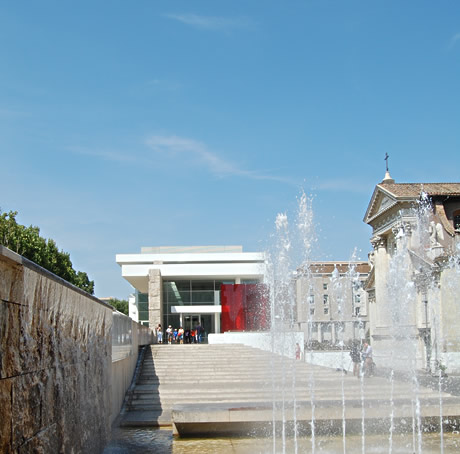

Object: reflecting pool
[103,427,460,454]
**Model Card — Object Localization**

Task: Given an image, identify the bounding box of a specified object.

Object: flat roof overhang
[119,262,265,293]
[171,305,222,314]
[116,252,265,265]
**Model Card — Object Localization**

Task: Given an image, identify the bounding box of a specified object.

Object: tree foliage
[109,298,129,315]
[0,210,95,294]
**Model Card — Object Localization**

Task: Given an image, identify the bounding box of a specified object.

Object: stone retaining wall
[111,312,154,423]
[0,246,112,453]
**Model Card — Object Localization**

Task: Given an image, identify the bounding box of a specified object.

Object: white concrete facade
[116,250,265,294]
[116,246,266,332]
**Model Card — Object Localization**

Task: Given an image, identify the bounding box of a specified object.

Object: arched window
[454,210,460,231]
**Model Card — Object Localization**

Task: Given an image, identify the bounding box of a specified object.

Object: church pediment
[363,187,397,224]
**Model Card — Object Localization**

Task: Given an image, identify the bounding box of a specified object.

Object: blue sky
[1,1,459,298]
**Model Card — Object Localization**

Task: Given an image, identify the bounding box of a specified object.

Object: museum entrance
[182,314,213,343]
[183,314,200,331]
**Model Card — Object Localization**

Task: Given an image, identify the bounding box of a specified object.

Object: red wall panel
[220,284,270,332]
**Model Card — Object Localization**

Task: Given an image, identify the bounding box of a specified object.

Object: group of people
[156,324,205,344]
[350,341,374,378]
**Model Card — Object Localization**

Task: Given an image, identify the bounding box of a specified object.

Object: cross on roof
[384,153,389,172]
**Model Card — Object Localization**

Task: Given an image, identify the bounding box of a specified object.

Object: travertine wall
[0,246,112,453]
[148,269,162,329]
[111,311,155,423]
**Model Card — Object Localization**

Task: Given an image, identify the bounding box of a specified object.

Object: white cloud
[68,136,297,185]
[164,13,255,31]
[146,135,243,175]
[67,146,138,164]
[449,32,460,49]
[145,134,295,184]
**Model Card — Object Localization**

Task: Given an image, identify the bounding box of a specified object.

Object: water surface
[103,427,460,453]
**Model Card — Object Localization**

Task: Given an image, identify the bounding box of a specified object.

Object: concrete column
[148,269,162,329]
[215,312,221,333]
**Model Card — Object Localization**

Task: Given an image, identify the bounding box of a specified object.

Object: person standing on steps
[157,324,163,344]
[178,326,184,344]
[196,322,202,343]
[184,328,190,344]
[350,341,361,377]
[362,341,374,377]
[166,325,173,344]
[199,324,205,343]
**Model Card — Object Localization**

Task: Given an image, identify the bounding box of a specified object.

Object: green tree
[74,271,95,295]
[0,209,95,294]
[109,298,129,315]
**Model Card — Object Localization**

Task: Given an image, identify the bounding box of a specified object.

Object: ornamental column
[369,235,389,338]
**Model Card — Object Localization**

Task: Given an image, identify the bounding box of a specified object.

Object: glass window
[191,281,214,291]
[308,294,315,305]
[138,292,148,303]
[214,281,226,291]
[138,302,149,312]
[216,280,235,287]
[165,314,180,330]
[323,283,328,290]
[174,281,192,291]
[166,289,191,304]
[138,300,149,322]
[454,214,460,230]
[164,281,191,304]
[139,312,149,322]
[324,307,329,315]
[323,294,329,304]
[192,290,215,304]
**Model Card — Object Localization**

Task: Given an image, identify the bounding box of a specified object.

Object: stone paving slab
[171,398,460,437]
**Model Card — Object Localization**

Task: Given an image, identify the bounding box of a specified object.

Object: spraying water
[263,186,460,453]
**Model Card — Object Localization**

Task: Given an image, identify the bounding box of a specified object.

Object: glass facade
[136,279,265,337]
[138,292,149,326]
[162,279,235,336]
[163,280,218,306]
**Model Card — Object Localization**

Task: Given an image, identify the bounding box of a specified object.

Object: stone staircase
[119,343,460,433]
[119,343,311,427]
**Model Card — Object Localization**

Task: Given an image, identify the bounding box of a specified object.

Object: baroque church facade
[364,172,460,374]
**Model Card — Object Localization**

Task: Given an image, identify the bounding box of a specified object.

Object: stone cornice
[371,207,416,237]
